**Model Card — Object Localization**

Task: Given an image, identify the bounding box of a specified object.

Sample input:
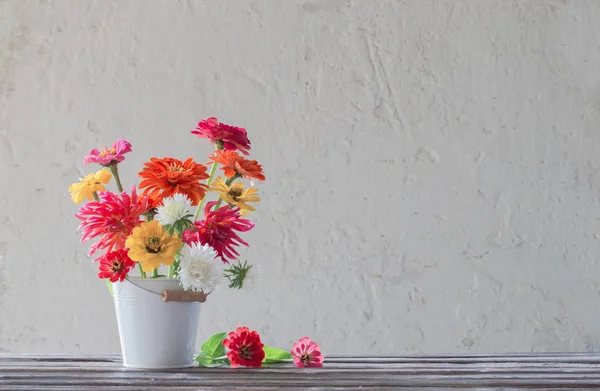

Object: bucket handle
[162,290,206,303]
[125,278,207,303]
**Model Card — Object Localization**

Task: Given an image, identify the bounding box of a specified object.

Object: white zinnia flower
[155,193,193,225]
[177,243,225,292]
[241,264,260,291]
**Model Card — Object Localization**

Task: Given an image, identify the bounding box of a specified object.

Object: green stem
[108,164,124,193]
[169,249,178,278]
[138,263,147,279]
[168,228,183,279]
[208,354,292,363]
[193,161,218,221]
[105,279,114,296]
[92,191,100,201]
[153,268,159,278]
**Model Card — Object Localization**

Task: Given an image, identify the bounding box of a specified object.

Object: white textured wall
[2,0,600,355]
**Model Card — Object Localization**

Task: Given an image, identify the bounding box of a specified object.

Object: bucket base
[122,362,196,369]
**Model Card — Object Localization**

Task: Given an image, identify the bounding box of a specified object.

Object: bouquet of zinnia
[69,117,263,294]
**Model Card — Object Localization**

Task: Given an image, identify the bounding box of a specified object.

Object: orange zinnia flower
[210,150,266,182]
[138,157,209,205]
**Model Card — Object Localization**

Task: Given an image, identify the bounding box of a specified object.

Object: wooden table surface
[2,353,600,390]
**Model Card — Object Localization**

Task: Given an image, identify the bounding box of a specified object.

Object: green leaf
[195,352,229,367]
[262,345,293,363]
[105,279,113,297]
[195,332,228,366]
[201,332,227,357]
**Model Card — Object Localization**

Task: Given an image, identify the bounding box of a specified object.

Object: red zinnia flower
[223,327,265,368]
[98,249,135,282]
[182,202,254,263]
[138,157,209,206]
[192,117,251,155]
[291,337,324,368]
[75,187,149,259]
[209,150,265,182]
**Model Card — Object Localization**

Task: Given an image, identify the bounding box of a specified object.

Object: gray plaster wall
[1,0,600,354]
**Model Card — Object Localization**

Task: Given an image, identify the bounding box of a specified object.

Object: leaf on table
[195,351,229,367]
[262,345,293,363]
[195,332,228,366]
[201,332,227,356]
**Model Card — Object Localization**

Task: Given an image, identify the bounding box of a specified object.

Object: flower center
[99,147,117,157]
[84,177,103,186]
[190,261,213,279]
[228,188,243,200]
[145,236,162,253]
[239,345,252,360]
[301,353,312,364]
[167,164,184,173]
[110,259,123,273]
[107,220,126,233]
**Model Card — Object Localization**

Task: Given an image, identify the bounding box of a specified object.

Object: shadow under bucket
[112,278,201,369]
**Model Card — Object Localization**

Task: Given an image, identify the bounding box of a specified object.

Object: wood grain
[2,354,600,390]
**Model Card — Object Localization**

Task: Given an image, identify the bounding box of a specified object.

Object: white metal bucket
[112,278,200,369]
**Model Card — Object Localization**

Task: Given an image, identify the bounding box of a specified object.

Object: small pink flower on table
[84,139,132,166]
[291,337,324,368]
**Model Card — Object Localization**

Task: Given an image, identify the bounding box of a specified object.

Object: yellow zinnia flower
[68,168,112,204]
[125,220,182,273]
[209,177,260,215]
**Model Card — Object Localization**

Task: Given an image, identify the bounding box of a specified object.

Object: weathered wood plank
[12,388,402,391]
[2,354,600,390]
[3,363,600,374]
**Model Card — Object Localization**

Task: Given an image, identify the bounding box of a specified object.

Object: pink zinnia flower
[182,201,254,263]
[83,139,132,166]
[291,337,324,368]
[191,117,251,155]
[75,187,149,259]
